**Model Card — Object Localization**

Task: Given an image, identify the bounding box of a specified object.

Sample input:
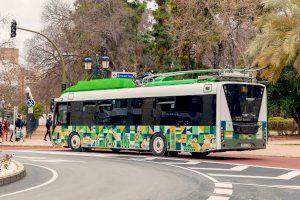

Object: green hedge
[268,117,297,135]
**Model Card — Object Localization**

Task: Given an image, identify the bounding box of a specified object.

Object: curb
[0,160,26,186]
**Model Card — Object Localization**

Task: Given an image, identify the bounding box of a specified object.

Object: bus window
[110,99,128,125]
[156,95,216,126]
[57,103,69,125]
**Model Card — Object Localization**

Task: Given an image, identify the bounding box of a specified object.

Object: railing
[140,69,259,86]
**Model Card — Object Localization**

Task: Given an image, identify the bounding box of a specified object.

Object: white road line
[209,172,300,180]
[31,159,86,163]
[15,156,46,160]
[162,161,201,165]
[6,150,300,172]
[226,182,300,190]
[215,183,233,188]
[144,157,157,160]
[0,163,58,198]
[207,195,230,200]
[213,188,233,195]
[230,165,248,171]
[277,171,300,180]
[189,165,248,171]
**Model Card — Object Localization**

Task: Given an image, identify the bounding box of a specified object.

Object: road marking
[162,161,201,165]
[16,156,46,160]
[189,165,248,171]
[6,150,300,172]
[207,195,230,200]
[209,171,300,180]
[213,188,232,195]
[215,183,232,188]
[230,165,248,171]
[144,157,157,160]
[277,171,300,180]
[7,150,231,200]
[226,182,300,190]
[31,159,86,163]
[0,163,58,198]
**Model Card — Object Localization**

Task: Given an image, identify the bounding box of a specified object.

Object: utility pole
[10,20,67,92]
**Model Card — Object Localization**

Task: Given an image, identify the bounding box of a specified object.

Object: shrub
[268,117,297,135]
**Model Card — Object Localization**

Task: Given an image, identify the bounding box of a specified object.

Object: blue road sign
[27,99,35,108]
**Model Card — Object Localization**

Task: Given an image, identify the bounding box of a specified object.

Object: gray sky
[0,0,51,64]
[0,0,156,65]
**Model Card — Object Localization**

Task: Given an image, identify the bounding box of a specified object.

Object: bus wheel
[111,149,121,153]
[69,133,83,152]
[190,152,210,158]
[150,133,167,156]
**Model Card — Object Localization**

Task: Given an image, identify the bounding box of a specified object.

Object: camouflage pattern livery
[52,125,217,152]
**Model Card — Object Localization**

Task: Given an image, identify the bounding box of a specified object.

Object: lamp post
[83,53,110,79]
[25,87,34,139]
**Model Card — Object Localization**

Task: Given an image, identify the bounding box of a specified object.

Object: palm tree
[248,0,300,83]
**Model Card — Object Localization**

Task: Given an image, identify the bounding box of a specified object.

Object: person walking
[2,118,8,142]
[44,115,52,141]
[15,115,24,141]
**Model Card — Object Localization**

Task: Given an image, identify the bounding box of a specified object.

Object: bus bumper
[220,139,266,150]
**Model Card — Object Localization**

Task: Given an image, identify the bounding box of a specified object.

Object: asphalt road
[0,150,300,200]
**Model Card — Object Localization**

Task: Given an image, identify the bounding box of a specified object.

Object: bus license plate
[241,143,251,148]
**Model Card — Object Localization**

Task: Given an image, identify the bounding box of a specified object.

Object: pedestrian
[2,118,8,142]
[44,114,52,141]
[9,122,14,142]
[15,114,24,141]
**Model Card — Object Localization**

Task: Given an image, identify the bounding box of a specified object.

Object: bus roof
[56,81,264,102]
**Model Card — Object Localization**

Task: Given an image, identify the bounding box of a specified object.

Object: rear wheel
[150,133,167,156]
[190,152,210,158]
[69,133,83,152]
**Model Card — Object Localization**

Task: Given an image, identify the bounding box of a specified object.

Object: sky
[0,0,156,66]
[0,0,75,65]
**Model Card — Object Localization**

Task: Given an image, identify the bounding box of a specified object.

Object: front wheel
[69,133,83,152]
[150,133,167,156]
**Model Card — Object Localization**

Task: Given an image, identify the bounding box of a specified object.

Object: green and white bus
[52,70,267,156]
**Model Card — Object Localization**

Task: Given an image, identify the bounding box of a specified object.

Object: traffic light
[11,20,17,38]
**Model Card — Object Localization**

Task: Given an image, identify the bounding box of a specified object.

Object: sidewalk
[220,140,300,158]
[0,139,53,147]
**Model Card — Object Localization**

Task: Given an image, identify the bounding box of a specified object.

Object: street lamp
[83,57,93,70]
[83,54,110,79]
[101,55,110,69]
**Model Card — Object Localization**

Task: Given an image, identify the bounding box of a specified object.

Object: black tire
[69,132,83,152]
[190,152,210,158]
[111,148,121,153]
[168,151,179,157]
[150,133,167,156]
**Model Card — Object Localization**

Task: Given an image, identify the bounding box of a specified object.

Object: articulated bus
[52,70,267,157]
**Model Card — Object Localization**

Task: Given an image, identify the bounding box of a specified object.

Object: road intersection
[0,150,299,200]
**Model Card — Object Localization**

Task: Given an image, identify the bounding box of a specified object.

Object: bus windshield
[223,84,264,123]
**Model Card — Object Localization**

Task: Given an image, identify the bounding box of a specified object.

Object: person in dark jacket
[44,115,52,141]
[13,115,24,141]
